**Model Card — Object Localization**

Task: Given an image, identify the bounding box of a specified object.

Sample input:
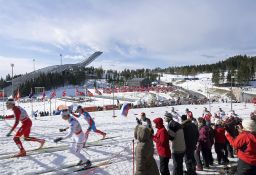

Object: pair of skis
[0,136,119,160]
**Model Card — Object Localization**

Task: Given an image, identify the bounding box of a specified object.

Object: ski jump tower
[3,51,103,96]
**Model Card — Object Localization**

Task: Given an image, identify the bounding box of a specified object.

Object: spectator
[217,108,226,120]
[213,119,229,164]
[152,118,171,175]
[225,118,256,175]
[170,107,181,123]
[136,112,154,134]
[134,125,160,175]
[181,115,199,175]
[185,108,193,120]
[195,117,212,171]
[165,112,186,175]
[202,107,212,126]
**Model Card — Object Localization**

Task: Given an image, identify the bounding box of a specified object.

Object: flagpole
[112,81,116,117]
[2,89,5,116]
[55,98,57,112]
[84,85,87,106]
[50,99,52,115]
[43,87,45,112]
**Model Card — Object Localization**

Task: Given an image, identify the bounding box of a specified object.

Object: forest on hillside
[0,55,255,96]
[156,55,256,85]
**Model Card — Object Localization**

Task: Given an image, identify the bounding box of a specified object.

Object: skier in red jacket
[152,117,171,175]
[4,99,45,157]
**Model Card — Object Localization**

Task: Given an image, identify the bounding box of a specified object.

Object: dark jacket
[152,118,171,158]
[182,119,199,151]
[134,125,160,175]
[226,131,256,166]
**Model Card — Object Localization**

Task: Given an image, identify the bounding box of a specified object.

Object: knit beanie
[242,119,256,132]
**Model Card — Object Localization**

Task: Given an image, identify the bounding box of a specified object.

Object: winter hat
[76,105,83,112]
[141,112,146,117]
[242,119,256,132]
[61,109,70,117]
[6,98,15,105]
[181,115,187,121]
[215,119,221,125]
[164,111,173,119]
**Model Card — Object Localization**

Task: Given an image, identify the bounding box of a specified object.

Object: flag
[14,89,20,101]
[75,88,79,96]
[28,88,34,98]
[120,103,131,117]
[0,91,4,98]
[87,89,94,97]
[75,87,85,96]
[50,90,56,99]
[62,89,66,97]
[95,88,102,95]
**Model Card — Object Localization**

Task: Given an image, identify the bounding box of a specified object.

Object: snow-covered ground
[0,74,255,175]
[0,97,255,175]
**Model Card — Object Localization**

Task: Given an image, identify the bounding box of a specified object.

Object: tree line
[1,55,255,96]
[156,55,255,86]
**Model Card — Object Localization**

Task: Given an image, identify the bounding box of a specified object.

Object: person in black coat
[181,115,199,175]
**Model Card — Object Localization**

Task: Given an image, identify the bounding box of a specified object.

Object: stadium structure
[4,51,103,96]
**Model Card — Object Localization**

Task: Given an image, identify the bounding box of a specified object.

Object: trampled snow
[1,74,256,175]
[0,99,255,174]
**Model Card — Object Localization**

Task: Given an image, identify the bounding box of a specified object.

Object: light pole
[207,89,211,112]
[112,80,116,117]
[33,59,35,71]
[60,54,63,65]
[230,75,235,111]
[10,63,14,97]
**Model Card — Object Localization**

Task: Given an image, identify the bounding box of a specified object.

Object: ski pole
[81,147,91,156]
[132,139,135,175]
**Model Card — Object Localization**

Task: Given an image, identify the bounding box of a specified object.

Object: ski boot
[14,149,26,157]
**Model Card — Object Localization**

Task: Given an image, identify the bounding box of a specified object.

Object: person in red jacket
[225,118,256,175]
[4,99,45,157]
[185,108,193,120]
[213,119,229,164]
[152,117,171,175]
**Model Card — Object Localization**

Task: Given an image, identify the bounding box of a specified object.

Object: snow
[0,98,256,174]
[0,74,256,175]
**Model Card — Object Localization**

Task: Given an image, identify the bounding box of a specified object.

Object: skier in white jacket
[54,109,91,167]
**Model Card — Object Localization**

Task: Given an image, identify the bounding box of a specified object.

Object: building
[127,78,146,87]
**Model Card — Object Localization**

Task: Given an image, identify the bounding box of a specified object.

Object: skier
[3,98,45,157]
[73,105,106,143]
[54,109,91,167]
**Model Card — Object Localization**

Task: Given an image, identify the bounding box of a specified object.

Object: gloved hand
[54,137,63,143]
[0,115,4,120]
[59,128,67,132]
[87,126,92,131]
[6,131,12,137]
[136,117,141,125]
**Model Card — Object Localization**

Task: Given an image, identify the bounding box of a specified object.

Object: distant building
[127,78,146,87]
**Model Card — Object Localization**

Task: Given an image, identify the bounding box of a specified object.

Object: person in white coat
[54,109,91,167]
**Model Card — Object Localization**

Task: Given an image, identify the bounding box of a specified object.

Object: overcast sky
[0,0,256,77]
